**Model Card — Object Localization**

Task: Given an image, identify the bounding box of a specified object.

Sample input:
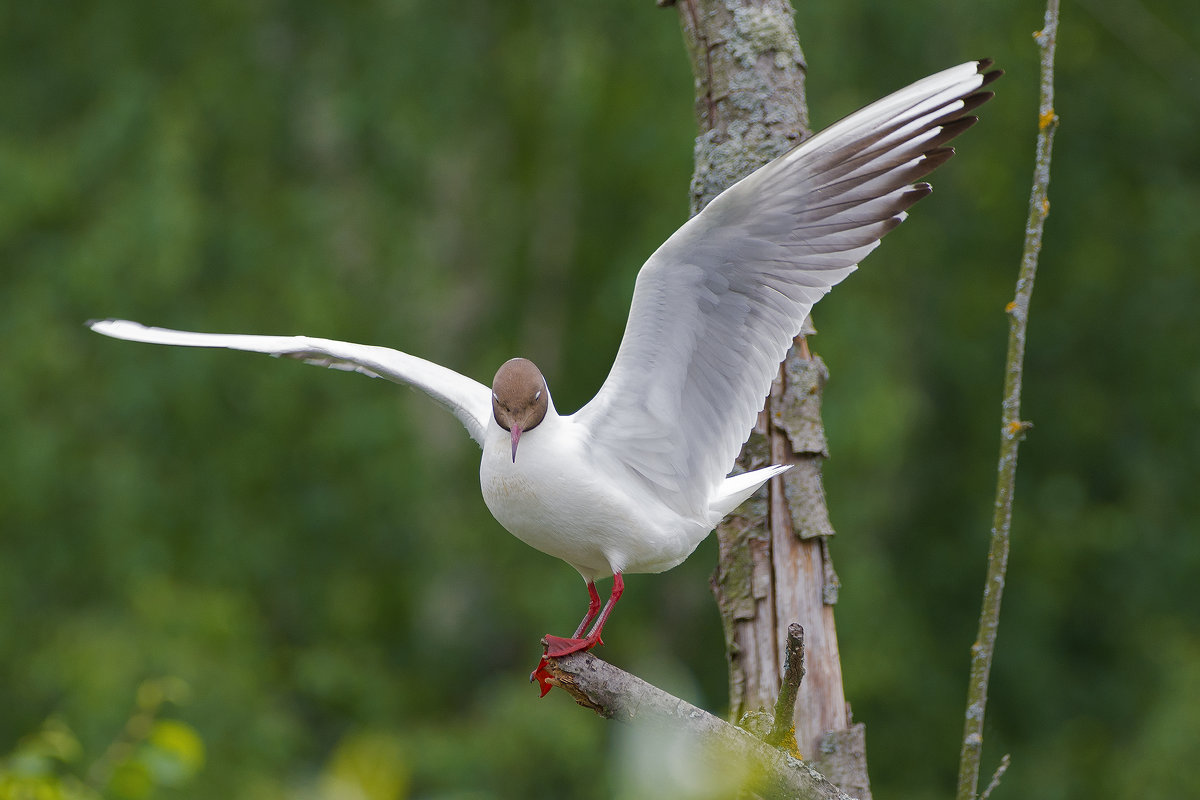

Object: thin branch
[980,754,1012,800]
[767,623,806,752]
[541,650,854,800]
[956,3,1060,799]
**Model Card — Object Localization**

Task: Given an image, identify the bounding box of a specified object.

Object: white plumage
[91,60,998,663]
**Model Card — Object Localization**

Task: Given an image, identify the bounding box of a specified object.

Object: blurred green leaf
[318,730,408,800]
[141,721,205,787]
[106,761,152,800]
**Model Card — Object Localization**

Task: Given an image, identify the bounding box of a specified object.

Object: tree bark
[669,1,869,794]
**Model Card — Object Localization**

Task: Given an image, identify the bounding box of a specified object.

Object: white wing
[573,60,1000,517]
[89,319,494,447]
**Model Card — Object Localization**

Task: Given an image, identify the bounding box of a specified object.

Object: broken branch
[541,650,854,800]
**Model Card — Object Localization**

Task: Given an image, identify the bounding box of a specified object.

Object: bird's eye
[533,390,542,401]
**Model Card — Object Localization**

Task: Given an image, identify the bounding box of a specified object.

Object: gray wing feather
[573,60,999,517]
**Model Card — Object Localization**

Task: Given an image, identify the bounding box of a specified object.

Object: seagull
[90,59,999,695]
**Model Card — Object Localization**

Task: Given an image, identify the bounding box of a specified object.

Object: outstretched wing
[89,319,494,447]
[572,60,1000,517]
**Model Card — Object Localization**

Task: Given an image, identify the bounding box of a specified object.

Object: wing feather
[89,319,493,447]
[573,60,999,517]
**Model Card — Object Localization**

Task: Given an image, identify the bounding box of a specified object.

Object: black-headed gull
[91,60,999,694]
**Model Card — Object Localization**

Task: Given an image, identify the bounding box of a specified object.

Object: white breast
[478,414,709,582]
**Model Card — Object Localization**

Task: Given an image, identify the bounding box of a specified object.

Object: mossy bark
[670,1,869,794]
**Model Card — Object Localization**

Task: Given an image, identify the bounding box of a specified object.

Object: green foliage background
[4,0,1198,797]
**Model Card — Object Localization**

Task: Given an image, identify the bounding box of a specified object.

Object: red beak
[510,425,522,463]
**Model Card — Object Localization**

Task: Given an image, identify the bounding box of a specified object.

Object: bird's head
[491,358,549,462]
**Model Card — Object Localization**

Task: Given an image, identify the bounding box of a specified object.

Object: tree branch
[980,753,1012,800]
[541,650,855,800]
[767,623,805,752]
[956,2,1060,798]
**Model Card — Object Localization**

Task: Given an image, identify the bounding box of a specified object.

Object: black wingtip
[903,183,934,206]
[886,183,935,219]
[920,146,956,173]
[973,59,1003,89]
[940,115,980,139]
[959,91,995,117]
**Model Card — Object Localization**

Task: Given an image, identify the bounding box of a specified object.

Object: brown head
[491,358,549,462]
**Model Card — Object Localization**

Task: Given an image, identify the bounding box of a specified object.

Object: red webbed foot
[530,634,602,697]
[530,656,555,698]
[542,633,601,658]
[530,635,599,697]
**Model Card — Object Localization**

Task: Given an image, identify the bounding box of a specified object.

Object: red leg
[571,581,602,638]
[531,574,625,697]
[543,573,624,657]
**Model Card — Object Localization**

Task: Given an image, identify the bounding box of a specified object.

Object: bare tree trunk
[668,1,870,794]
